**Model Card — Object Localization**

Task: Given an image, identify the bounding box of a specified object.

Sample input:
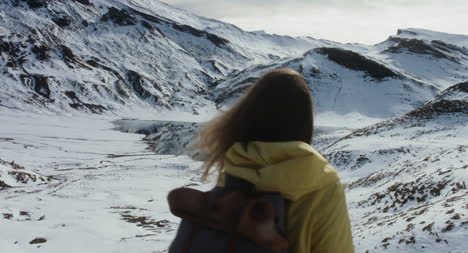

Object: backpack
[167,174,289,253]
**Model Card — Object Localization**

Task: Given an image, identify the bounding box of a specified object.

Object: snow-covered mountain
[3,1,467,118]
[0,0,326,114]
[1,1,467,253]
[213,28,468,118]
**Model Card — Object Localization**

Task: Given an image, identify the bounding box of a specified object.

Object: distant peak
[251,30,268,36]
[392,28,468,48]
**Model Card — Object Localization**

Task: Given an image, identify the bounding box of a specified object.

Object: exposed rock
[140,20,153,30]
[431,40,468,55]
[0,159,54,187]
[0,180,11,189]
[6,58,17,68]
[173,23,229,47]
[73,0,91,6]
[268,54,280,60]
[22,0,47,9]
[114,81,130,98]
[0,159,26,170]
[397,29,418,36]
[61,45,76,62]
[101,7,137,26]
[64,91,107,114]
[59,45,92,70]
[309,67,321,77]
[0,40,21,57]
[31,44,49,61]
[386,37,457,62]
[315,47,398,80]
[441,81,468,93]
[86,58,120,77]
[9,170,48,184]
[29,238,47,244]
[406,99,468,119]
[32,75,50,99]
[52,14,72,28]
[126,70,157,102]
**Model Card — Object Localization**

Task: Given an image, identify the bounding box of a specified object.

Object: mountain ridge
[2,1,467,118]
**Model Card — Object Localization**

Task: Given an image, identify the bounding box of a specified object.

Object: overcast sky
[160,0,468,44]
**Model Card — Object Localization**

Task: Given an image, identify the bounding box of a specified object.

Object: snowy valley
[0,0,467,252]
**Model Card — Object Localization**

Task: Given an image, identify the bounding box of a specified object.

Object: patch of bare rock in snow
[0,159,56,189]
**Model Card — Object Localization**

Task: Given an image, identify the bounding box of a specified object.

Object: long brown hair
[198,68,314,180]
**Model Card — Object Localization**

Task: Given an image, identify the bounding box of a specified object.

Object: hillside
[0,0,324,114]
[321,82,468,252]
[2,2,468,119]
[213,29,468,118]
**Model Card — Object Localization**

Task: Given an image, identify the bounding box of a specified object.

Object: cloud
[160,0,468,44]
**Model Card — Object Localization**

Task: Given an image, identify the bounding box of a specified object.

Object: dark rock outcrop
[0,40,21,57]
[86,58,123,80]
[126,70,157,102]
[315,47,398,80]
[406,100,468,119]
[61,45,76,62]
[386,37,458,62]
[0,159,54,187]
[64,91,107,113]
[73,0,91,6]
[0,180,11,189]
[173,24,229,47]
[22,0,47,9]
[29,238,47,244]
[441,81,468,93]
[140,20,153,30]
[101,7,137,26]
[52,14,72,28]
[431,40,468,56]
[31,44,49,61]
[32,75,50,99]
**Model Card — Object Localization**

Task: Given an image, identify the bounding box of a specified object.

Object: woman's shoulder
[288,181,354,253]
[289,181,346,214]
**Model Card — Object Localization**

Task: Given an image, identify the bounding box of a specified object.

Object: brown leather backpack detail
[168,187,289,250]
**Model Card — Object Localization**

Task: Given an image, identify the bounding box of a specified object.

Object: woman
[197,68,354,253]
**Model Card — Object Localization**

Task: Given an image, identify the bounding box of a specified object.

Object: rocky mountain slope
[321,81,468,252]
[0,0,325,114]
[2,1,467,119]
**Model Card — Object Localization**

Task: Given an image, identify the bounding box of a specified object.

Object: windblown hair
[198,68,314,180]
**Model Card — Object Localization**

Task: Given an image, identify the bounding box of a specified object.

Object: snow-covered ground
[1,92,467,252]
[0,110,212,253]
[0,108,378,253]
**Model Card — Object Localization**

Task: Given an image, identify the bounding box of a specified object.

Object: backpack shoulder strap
[224,173,255,194]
